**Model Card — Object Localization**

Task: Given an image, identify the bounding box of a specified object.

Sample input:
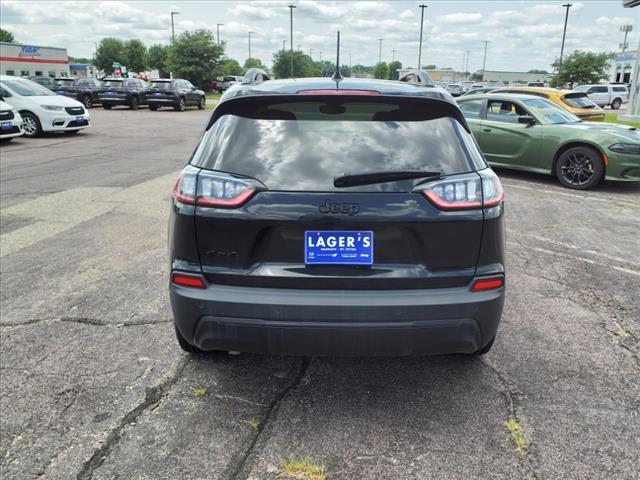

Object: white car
[573,84,629,110]
[0,100,24,142]
[0,75,90,138]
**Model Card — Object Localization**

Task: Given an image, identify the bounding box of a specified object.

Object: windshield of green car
[522,97,581,124]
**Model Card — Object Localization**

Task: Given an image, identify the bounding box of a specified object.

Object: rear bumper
[170,280,505,356]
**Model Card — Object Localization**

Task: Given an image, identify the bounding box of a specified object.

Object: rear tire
[610,98,622,110]
[129,96,140,110]
[198,97,206,110]
[103,104,112,110]
[473,336,495,355]
[174,325,206,354]
[149,104,158,111]
[82,94,92,109]
[20,112,42,138]
[555,146,604,190]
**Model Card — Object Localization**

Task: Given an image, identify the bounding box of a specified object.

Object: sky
[1,0,637,72]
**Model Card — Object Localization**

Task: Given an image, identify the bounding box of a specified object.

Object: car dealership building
[0,42,70,78]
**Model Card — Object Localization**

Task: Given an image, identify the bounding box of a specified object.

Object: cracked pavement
[1,109,639,479]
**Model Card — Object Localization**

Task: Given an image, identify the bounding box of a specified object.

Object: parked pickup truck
[215,76,242,93]
[573,84,629,110]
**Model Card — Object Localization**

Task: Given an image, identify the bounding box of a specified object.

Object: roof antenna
[332,31,343,81]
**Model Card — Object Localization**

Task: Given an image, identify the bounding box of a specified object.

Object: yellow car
[492,87,606,121]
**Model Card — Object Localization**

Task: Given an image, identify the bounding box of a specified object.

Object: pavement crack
[479,359,540,480]
[226,357,312,480]
[75,357,190,480]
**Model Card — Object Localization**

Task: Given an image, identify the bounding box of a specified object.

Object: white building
[610,50,637,83]
[0,42,69,78]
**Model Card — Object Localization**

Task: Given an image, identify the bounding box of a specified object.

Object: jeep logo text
[318,201,359,215]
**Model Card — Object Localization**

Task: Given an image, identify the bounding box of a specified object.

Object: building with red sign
[0,42,69,78]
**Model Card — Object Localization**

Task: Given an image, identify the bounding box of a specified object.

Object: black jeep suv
[145,79,206,111]
[98,77,147,110]
[169,77,505,357]
[51,77,102,108]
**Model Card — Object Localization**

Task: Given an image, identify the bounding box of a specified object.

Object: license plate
[154,92,161,96]
[76,116,85,122]
[305,231,373,265]
[106,92,114,95]
[1,121,11,130]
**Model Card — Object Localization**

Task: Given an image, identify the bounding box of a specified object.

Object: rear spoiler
[205,94,471,133]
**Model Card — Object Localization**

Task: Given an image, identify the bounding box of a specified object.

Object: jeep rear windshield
[53,79,75,86]
[191,100,484,192]
[102,80,124,88]
[150,81,172,90]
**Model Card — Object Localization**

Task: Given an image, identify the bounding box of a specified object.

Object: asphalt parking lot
[1,108,639,480]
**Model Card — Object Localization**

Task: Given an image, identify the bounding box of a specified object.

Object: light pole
[309,48,313,59]
[558,3,572,83]
[216,23,224,45]
[248,31,254,61]
[170,11,180,42]
[620,25,633,53]
[319,51,322,61]
[288,4,296,77]
[418,4,427,70]
[392,49,396,62]
[481,40,490,81]
[465,49,470,73]
[283,40,286,51]
[377,38,383,63]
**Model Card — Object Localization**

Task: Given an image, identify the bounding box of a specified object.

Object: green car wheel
[555,146,604,190]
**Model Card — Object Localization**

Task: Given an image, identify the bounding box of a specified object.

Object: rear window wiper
[334,170,443,188]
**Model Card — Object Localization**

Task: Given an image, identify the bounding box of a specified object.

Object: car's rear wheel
[174,325,217,355]
[473,336,495,355]
[175,97,186,112]
[103,104,112,110]
[82,94,92,109]
[149,104,158,111]
[129,96,140,110]
[610,98,622,110]
[21,112,42,138]
[198,97,206,110]
[555,146,604,190]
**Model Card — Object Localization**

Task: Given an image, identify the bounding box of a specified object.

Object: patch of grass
[505,417,530,458]
[603,113,640,129]
[205,92,222,100]
[278,456,327,480]
[246,418,260,430]
[193,387,207,397]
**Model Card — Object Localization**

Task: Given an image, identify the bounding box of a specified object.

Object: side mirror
[518,115,536,125]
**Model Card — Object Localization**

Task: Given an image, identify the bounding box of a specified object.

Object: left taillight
[171,166,256,208]
[419,169,504,211]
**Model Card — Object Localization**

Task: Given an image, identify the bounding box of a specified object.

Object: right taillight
[171,166,256,208]
[420,169,504,211]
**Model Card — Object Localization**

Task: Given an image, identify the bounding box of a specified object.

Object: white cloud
[439,13,483,25]
[399,9,415,19]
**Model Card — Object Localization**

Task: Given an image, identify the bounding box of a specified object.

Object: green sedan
[457,93,640,189]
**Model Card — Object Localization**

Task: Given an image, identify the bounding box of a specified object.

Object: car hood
[27,95,85,108]
[558,121,639,142]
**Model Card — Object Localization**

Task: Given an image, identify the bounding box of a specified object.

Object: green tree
[351,64,374,78]
[423,64,436,70]
[166,29,224,88]
[551,50,613,86]
[374,62,389,79]
[244,58,265,69]
[148,44,169,77]
[527,69,548,74]
[0,28,15,43]
[123,39,148,73]
[222,58,243,76]
[272,50,318,78]
[69,56,93,64]
[316,60,335,77]
[388,60,402,80]
[94,37,125,73]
